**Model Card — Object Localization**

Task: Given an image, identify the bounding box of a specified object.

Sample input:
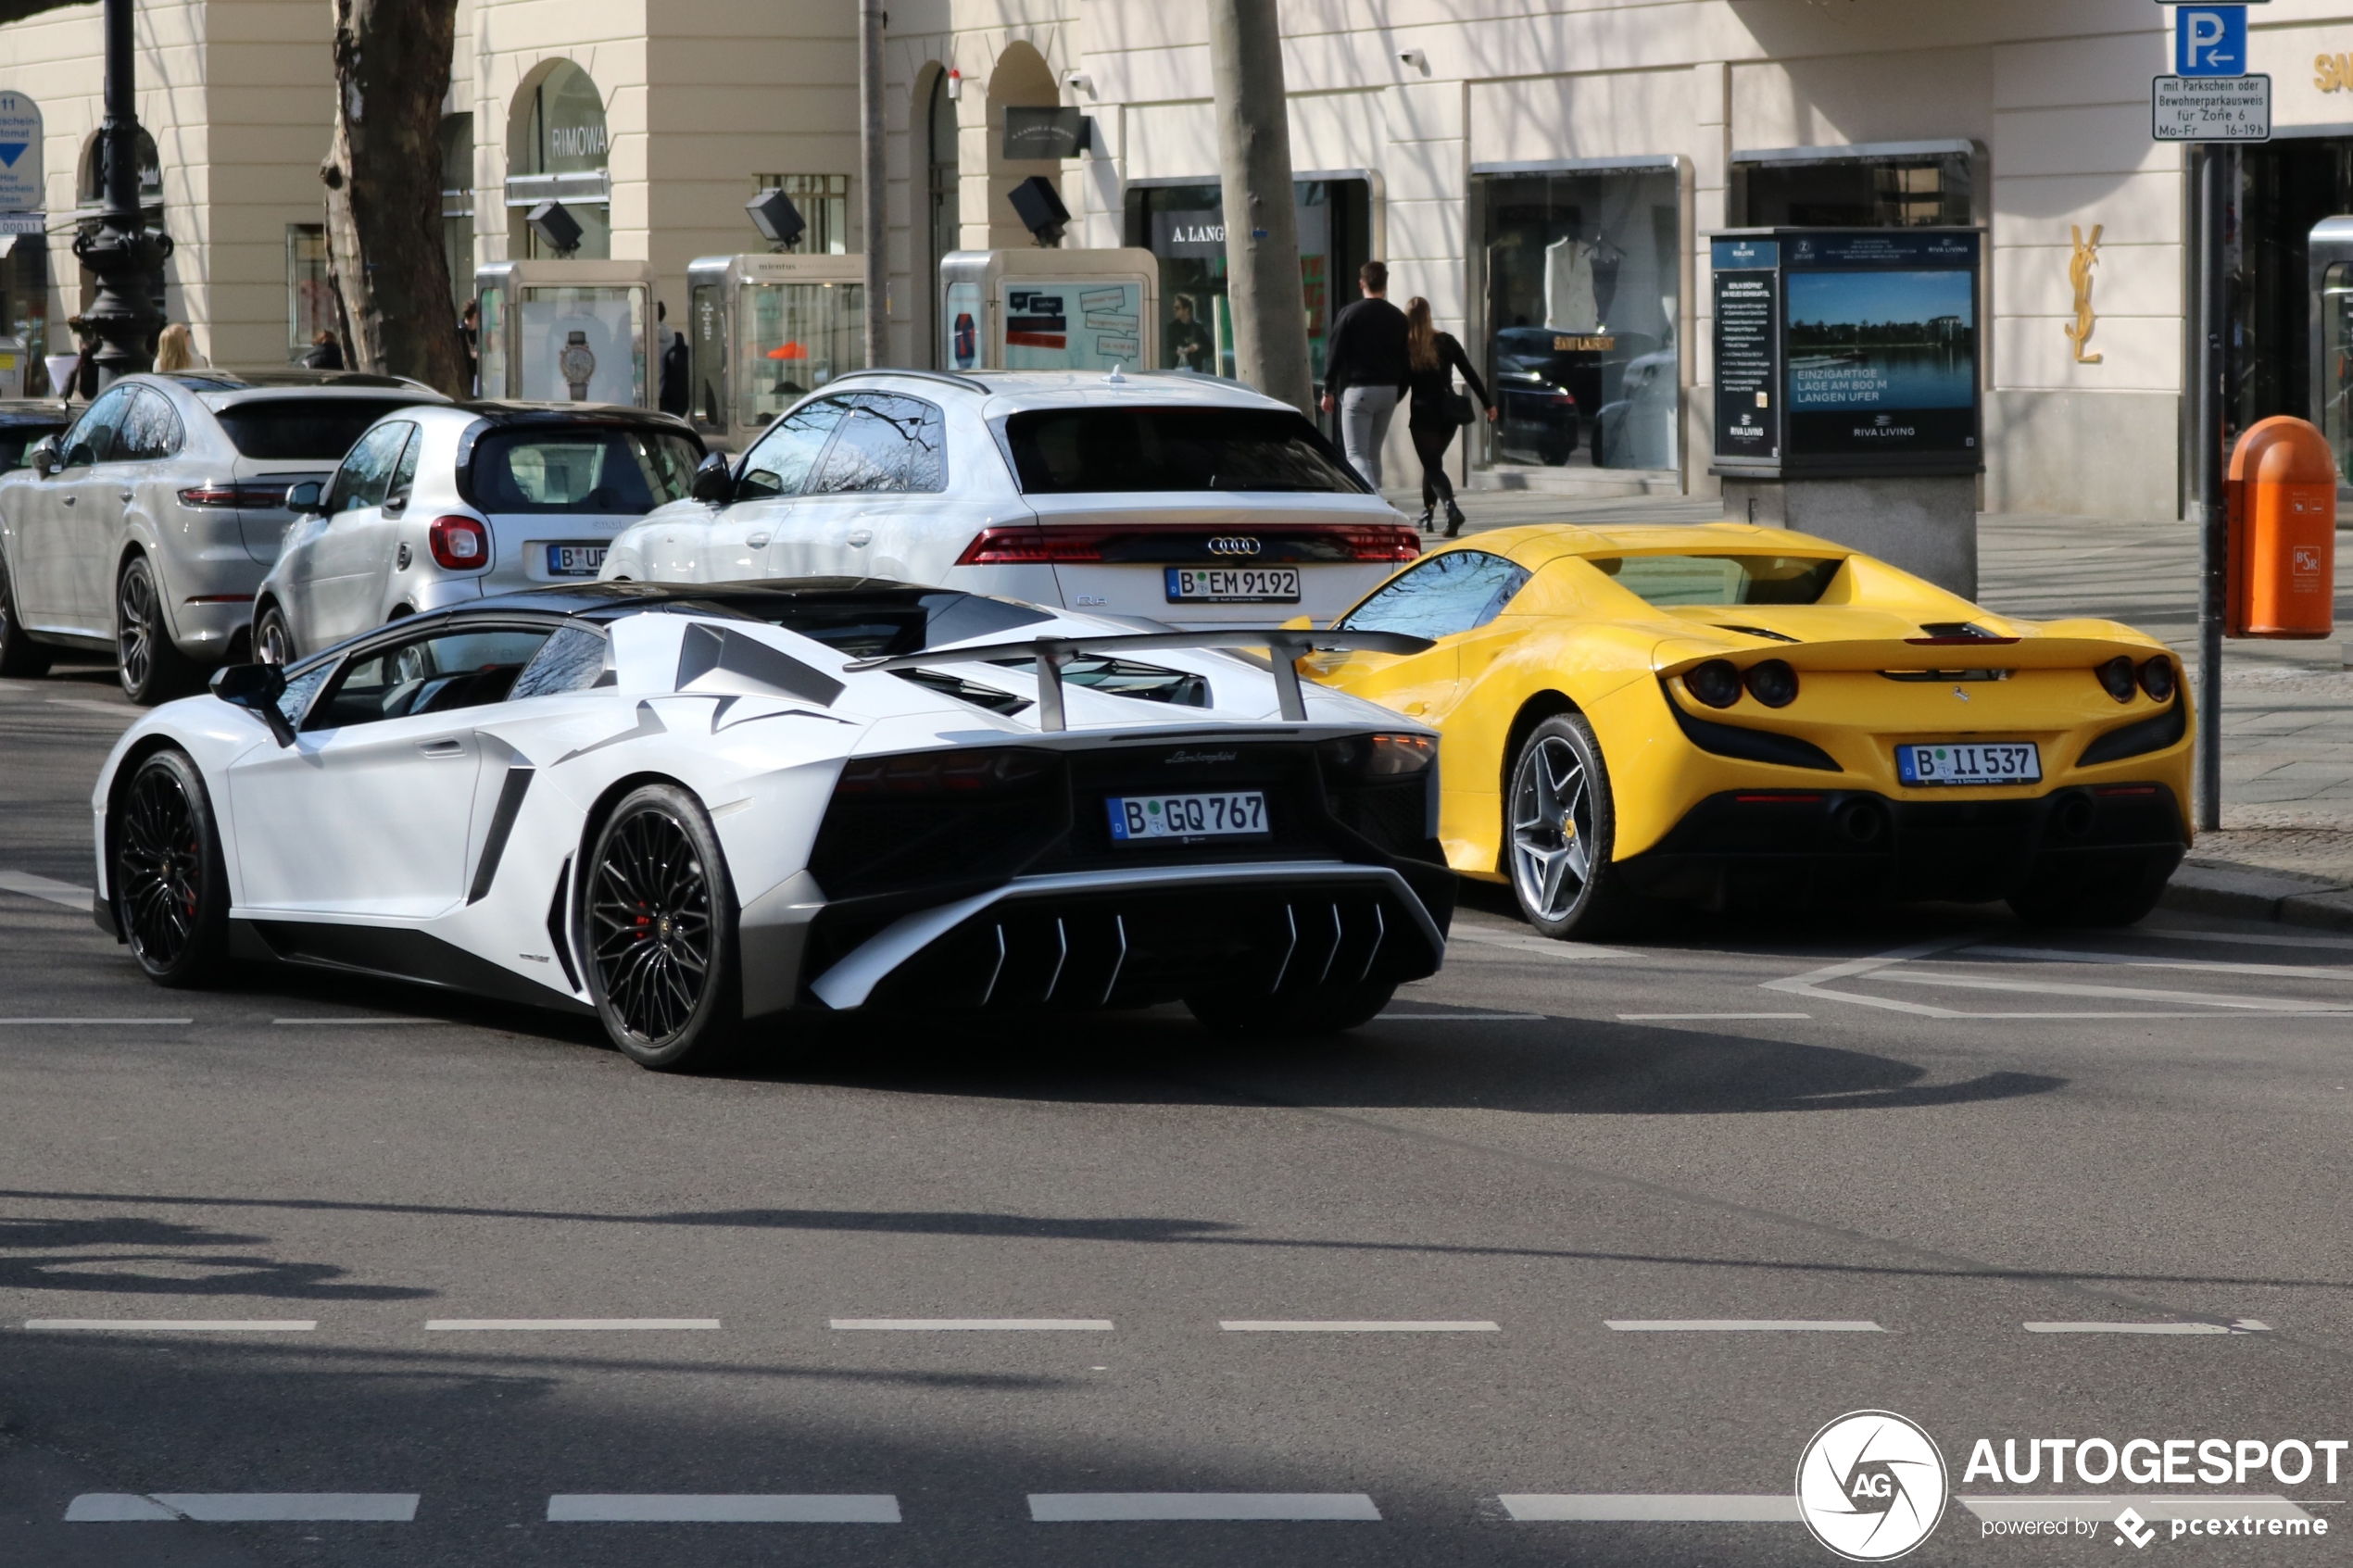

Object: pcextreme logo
[1796,1410,1950,1561]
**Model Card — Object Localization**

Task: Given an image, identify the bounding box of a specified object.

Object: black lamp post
[70,0,170,386]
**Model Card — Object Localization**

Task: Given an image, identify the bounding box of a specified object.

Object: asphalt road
[4,662,2351,1567]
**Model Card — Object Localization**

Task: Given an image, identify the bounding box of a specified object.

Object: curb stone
[2160,861,2353,933]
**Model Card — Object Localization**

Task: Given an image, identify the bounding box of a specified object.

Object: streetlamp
[70,0,170,386]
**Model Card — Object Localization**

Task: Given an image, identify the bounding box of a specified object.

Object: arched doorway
[983,43,1060,251]
[508,60,610,260]
[923,67,958,367]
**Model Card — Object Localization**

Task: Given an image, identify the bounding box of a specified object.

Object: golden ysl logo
[2065,223,2103,365]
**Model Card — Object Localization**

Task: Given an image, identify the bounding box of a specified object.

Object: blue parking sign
[2175,6,2247,77]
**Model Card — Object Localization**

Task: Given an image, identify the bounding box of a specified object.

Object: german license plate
[1106,790,1268,840]
[547,544,606,576]
[1164,567,1300,604]
[1896,741,2043,786]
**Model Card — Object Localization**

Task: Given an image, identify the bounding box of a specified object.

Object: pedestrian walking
[460,299,480,395]
[1402,295,1495,536]
[154,322,207,371]
[1318,260,1409,491]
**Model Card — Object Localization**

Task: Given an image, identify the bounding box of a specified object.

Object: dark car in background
[0,401,69,474]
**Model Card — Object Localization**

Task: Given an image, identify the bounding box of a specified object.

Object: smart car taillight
[1744,659,1798,709]
[2095,655,2137,702]
[428,516,490,571]
[1685,659,1742,709]
[2139,656,2177,702]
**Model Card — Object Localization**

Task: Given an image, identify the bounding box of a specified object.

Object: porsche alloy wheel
[585,784,739,1069]
[1505,713,1652,940]
[254,604,296,667]
[112,748,228,985]
[116,556,200,705]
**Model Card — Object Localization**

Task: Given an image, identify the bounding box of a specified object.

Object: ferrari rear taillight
[1685,659,1742,709]
[428,516,490,571]
[178,482,292,508]
[2139,656,2177,702]
[1743,659,1798,709]
[955,523,1420,566]
[2095,655,2137,703]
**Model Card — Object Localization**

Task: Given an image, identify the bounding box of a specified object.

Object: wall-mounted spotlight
[526,199,583,257]
[745,187,807,251]
[1007,175,1069,248]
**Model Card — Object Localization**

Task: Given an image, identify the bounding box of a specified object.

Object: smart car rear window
[472,427,703,514]
[1000,407,1365,495]
[214,399,429,460]
[1591,555,1843,607]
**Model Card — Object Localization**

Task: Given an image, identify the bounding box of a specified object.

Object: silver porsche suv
[0,370,446,702]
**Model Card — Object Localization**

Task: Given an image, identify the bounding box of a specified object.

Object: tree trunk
[321,0,467,394]
[1206,0,1312,415]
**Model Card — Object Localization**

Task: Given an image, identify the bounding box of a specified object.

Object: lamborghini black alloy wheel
[119,761,205,971]
[589,804,716,1047]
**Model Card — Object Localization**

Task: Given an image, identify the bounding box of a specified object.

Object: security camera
[1063,70,1094,98]
[1397,47,1428,73]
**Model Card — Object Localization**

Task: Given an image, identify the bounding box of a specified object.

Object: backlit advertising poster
[1783,230,1979,464]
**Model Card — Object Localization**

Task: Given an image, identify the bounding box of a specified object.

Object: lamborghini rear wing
[847,629,1432,731]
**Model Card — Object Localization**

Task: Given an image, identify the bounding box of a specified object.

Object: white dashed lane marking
[1376,1011,1544,1022]
[68,1493,418,1522]
[1605,1320,1884,1332]
[1618,1012,1811,1022]
[26,1319,317,1332]
[1500,1494,1800,1522]
[830,1318,1114,1331]
[1028,1493,1381,1521]
[1957,1495,2312,1525]
[547,1494,900,1523]
[424,1319,720,1332]
[0,1018,191,1026]
[2023,1319,2270,1335]
[0,871,92,908]
[1218,1320,1500,1333]
[273,1017,432,1026]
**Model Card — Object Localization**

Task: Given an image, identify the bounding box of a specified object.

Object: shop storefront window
[285,223,331,363]
[510,60,610,261]
[1477,167,1680,472]
[1126,181,1367,394]
[1733,153,1971,229]
[440,114,472,311]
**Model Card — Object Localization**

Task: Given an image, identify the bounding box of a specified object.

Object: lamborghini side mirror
[211,662,296,746]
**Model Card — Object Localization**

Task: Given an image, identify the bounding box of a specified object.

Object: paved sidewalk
[1385,487,2353,924]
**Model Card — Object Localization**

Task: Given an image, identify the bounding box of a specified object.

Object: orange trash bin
[2227,415,2337,638]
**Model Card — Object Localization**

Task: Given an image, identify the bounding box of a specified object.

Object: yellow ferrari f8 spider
[1302,522,2192,938]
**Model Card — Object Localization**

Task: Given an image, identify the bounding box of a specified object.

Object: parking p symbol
[2175,6,2246,77]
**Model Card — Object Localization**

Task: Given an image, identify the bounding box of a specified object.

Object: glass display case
[473,259,656,408]
[686,253,864,450]
[2308,216,2353,495]
[937,248,1158,375]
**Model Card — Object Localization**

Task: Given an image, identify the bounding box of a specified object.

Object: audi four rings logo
[1207,536,1262,556]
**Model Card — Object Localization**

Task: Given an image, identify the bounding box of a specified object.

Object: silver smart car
[0,370,446,701]
[252,403,703,666]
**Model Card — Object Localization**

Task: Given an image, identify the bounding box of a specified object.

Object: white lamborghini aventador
[89,579,1454,1068]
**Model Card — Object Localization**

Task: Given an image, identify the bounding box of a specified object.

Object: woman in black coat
[1403,295,1495,536]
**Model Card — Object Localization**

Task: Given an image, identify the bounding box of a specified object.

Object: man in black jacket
[1318,259,1409,490]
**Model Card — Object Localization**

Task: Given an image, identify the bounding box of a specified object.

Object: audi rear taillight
[955,524,1421,566]
[178,482,292,508]
[428,516,490,571]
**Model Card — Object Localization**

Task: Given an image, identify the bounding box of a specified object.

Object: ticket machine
[685,253,864,451]
[474,259,659,408]
[938,248,1158,373]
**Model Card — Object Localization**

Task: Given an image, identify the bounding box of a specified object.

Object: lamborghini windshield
[1591,554,1843,607]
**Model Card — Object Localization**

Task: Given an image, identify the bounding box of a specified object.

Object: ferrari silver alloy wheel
[589,808,714,1046]
[1509,733,1594,923]
[117,561,158,696]
[118,763,204,970]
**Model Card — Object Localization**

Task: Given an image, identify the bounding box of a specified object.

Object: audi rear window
[1000,407,1366,495]
[1592,555,1843,607]
[214,398,431,460]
